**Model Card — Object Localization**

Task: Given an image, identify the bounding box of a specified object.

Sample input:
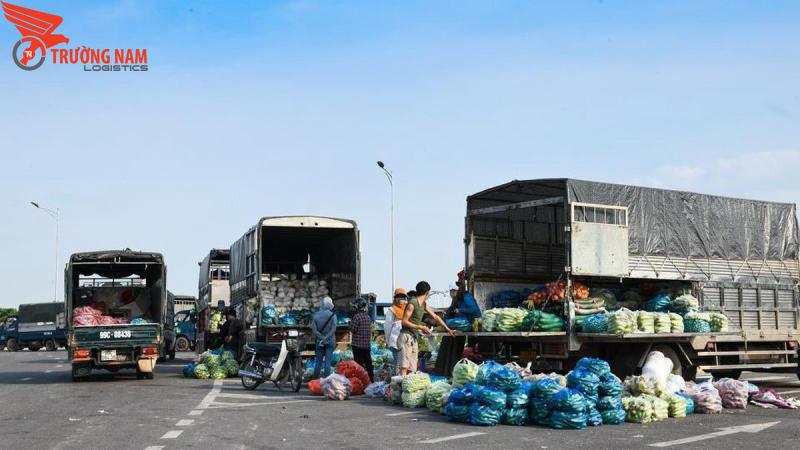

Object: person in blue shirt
[446,282,481,322]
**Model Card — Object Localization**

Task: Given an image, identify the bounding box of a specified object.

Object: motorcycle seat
[247,342,281,357]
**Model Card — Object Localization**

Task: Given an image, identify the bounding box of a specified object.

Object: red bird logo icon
[2,1,69,70]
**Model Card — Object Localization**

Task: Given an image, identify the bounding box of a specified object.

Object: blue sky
[0,1,798,308]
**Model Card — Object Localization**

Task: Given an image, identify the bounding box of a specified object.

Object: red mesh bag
[349,377,364,396]
[336,360,370,387]
[307,379,323,396]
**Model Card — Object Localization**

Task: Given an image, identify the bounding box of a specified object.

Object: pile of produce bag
[445,317,473,332]
[487,363,522,391]
[654,313,671,333]
[581,314,609,333]
[475,360,503,386]
[336,360,371,389]
[260,305,279,326]
[321,373,352,400]
[669,313,684,332]
[469,402,502,426]
[402,372,431,408]
[364,381,388,399]
[258,275,330,315]
[480,309,501,332]
[496,308,528,331]
[624,375,662,397]
[709,313,729,332]
[641,351,673,387]
[644,294,672,313]
[521,310,564,332]
[452,358,479,387]
[184,348,239,380]
[621,396,654,423]
[671,294,699,312]
[684,318,711,333]
[209,310,222,333]
[567,368,600,404]
[501,406,529,425]
[682,381,723,413]
[574,297,606,316]
[307,378,323,395]
[476,386,507,410]
[528,377,563,424]
[548,388,588,429]
[668,393,687,417]
[383,376,403,404]
[593,289,619,310]
[608,308,637,334]
[637,311,656,333]
[713,378,749,409]
[425,381,453,413]
[597,394,626,424]
[444,384,479,423]
[73,304,130,326]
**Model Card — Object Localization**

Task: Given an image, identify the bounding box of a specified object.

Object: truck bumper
[137,356,157,373]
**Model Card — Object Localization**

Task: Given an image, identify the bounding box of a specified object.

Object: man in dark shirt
[222,308,243,360]
[349,296,374,382]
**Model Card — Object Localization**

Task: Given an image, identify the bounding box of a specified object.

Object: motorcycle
[238,329,304,392]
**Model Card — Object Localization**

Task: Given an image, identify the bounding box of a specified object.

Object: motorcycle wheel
[290,355,302,392]
[240,361,261,391]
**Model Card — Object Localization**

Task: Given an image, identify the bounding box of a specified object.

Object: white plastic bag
[665,374,686,394]
[321,373,352,400]
[641,351,672,387]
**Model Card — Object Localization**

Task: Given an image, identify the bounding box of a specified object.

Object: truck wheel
[45,340,56,352]
[6,338,18,352]
[175,336,190,352]
[28,344,41,352]
[611,349,640,378]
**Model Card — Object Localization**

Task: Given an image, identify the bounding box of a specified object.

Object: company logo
[2,1,148,72]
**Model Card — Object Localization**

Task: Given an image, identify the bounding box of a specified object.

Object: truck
[229,216,360,347]
[0,302,67,352]
[173,308,197,352]
[454,178,799,380]
[66,250,168,381]
[196,249,230,353]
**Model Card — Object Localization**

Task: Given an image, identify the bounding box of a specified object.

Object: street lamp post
[376,161,395,295]
[30,202,59,303]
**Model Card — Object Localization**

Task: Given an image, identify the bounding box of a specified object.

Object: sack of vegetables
[452,358,479,387]
[469,403,502,426]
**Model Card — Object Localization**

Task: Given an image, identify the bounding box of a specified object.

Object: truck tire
[6,338,18,352]
[45,339,57,352]
[175,336,191,353]
[28,344,41,352]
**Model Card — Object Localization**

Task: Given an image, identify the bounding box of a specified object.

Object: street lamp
[31,201,59,303]
[376,161,395,295]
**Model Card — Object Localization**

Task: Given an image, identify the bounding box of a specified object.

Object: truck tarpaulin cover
[565,179,798,261]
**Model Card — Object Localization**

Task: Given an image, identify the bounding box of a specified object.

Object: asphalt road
[1,350,799,449]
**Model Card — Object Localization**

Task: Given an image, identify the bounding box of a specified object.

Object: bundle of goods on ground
[183,348,240,379]
[304,342,396,382]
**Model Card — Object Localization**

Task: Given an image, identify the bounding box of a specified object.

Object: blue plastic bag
[575,357,611,378]
[582,314,609,333]
[444,402,471,422]
[597,395,622,411]
[587,406,603,426]
[476,386,507,410]
[449,384,480,405]
[469,403,502,426]
[598,373,623,396]
[551,388,587,414]
[600,407,626,425]
[475,360,502,386]
[501,407,529,426]
[677,392,695,414]
[567,368,600,400]
[645,294,672,313]
[488,290,525,308]
[445,317,473,332]
[549,410,587,429]
[488,365,522,391]
[530,378,563,399]
[528,396,551,424]
[506,388,529,408]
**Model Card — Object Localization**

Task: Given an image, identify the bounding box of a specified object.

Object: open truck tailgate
[72,324,160,348]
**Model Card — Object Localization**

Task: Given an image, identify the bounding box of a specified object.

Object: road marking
[741,376,789,382]
[20,377,32,381]
[176,419,194,426]
[45,370,53,373]
[188,410,203,416]
[196,380,223,410]
[420,432,487,444]
[56,365,63,368]
[205,400,312,409]
[385,411,421,417]
[649,421,780,447]
[160,430,183,439]
[144,446,164,450]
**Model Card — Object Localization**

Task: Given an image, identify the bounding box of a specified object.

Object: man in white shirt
[383,288,408,375]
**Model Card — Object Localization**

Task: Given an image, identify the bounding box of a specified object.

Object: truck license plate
[101,350,117,361]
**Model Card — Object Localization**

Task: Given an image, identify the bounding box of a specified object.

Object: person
[221,308,243,360]
[399,281,453,375]
[383,288,408,375]
[349,296,374,382]
[312,296,337,379]
[446,282,481,322]
[436,280,481,376]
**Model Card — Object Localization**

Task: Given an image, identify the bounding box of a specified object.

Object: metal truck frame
[66,250,167,381]
[196,248,230,353]
[229,216,360,346]
[463,179,800,379]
